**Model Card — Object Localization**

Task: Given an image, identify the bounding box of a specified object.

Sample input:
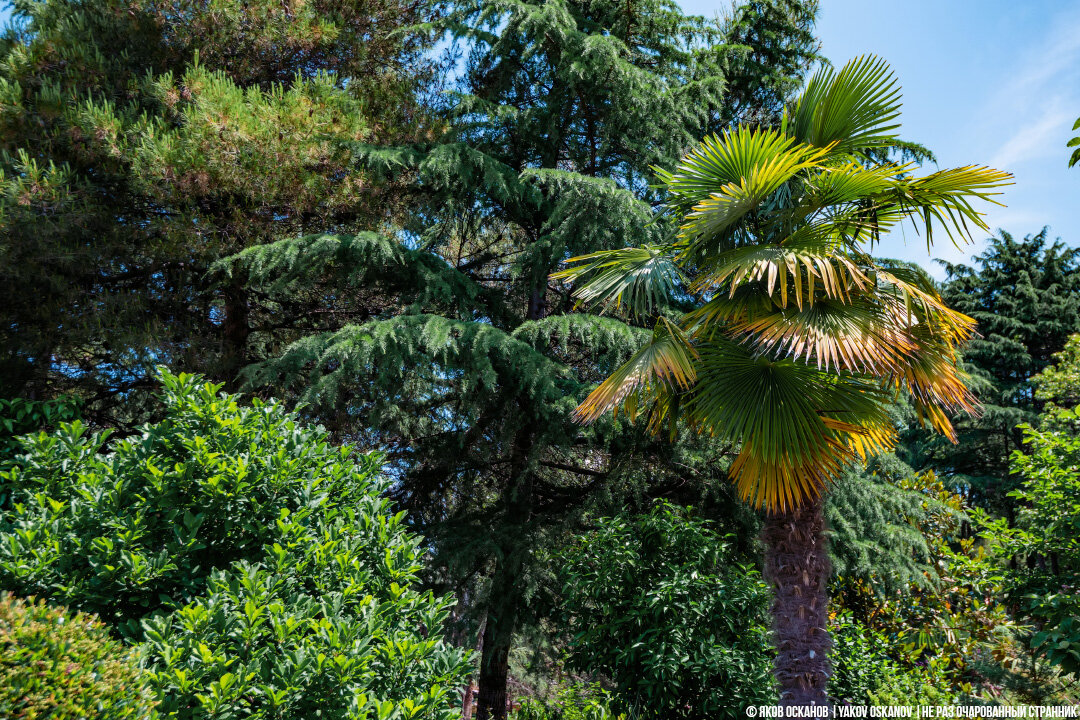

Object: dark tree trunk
[475,281,545,719]
[220,278,250,389]
[475,554,522,720]
[762,497,832,706]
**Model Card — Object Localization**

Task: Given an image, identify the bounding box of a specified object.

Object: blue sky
[681,0,1080,276]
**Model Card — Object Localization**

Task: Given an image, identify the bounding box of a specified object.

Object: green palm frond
[684,336,894,510]
[725,297,915,374]
[656,127,830,252]
[784,55,902,154]
[573,317,696,424]
[553,245,684,317]
[554,54,1009,512]
[885,165,1013,247]
[800,161,909,209]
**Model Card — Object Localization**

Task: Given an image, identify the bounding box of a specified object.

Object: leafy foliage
[829,612,953,706]
[1001,387,1080,673]
[0,370,376,631]
[0,0,440,404]
[553,502,774,718]
[0,592,154,720]
[141,468,471,720]
[1069,116,1080,168]
[1030,333,1080,435]
[0,369,473,719]
[512,684,623,720]
[0,396,81,470]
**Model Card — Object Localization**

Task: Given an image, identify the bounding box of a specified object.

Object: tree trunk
[475,554,521,720]
[762,497,832,706]
[475,281,544,720]
[220,278,250,390]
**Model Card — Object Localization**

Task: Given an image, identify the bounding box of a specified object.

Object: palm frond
[656,127,830,253]
[684,337,893,510]
[784,55,903,154]
[687,243,873,309]
[554,245,683,317]
[573,317,696,424]
[885,165,1013,247]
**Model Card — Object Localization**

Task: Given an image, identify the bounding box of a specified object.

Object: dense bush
[1002,424,1080,674]
[0,396,81,470]
[992,337,1080,676]
[0,370,374,630]
[829,613,953,706]
[0,370,473,719]
[0,592,154,720]
[141,483,472,719]
[554,502,774,719]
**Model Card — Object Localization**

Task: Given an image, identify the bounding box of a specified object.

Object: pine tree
[224,1,820,716]
[0,0,438,411]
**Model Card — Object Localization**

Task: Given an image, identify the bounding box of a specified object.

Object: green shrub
[0,369,473,719]
[0,592,153,720]
[554,501,774,719]
[512,684,623,720]
[141,483,473,720]
[0,396,81,478]
[0,370,373,631]
[830,613,954,706]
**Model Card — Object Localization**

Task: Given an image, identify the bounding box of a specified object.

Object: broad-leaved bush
[0,370,472,719]
[555,501,774,718]
[0,592,153,720]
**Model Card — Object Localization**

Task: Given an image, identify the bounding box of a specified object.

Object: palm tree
[553,57,1011,706]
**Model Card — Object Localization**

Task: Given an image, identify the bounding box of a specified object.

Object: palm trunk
[762,497,831,706]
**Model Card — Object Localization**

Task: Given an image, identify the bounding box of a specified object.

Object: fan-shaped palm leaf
[559,55,1010,512]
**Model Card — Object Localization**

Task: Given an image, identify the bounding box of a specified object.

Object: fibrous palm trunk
[762,497,832,706]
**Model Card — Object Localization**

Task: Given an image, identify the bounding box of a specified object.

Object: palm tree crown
[555,56,1012,513]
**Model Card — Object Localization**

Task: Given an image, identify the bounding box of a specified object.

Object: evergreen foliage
[141,466,472,720]
[1030,333,1080,434]
[826,453,944,596]
[0,370,379,631]
[0,0,439,406]
[0,370,472,718]
[926,228,1080,509]
[995,335,1080,675]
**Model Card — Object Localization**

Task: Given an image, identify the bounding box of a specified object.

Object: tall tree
[558,57,1010,704]
[223,1,820,717]
[0,0,439,410]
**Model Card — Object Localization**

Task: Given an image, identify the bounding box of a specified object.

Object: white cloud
[989,101,1072,170]
[981,5,1080,171]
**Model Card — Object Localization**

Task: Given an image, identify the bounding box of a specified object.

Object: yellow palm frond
[573,317,696,424]
[554,55,1006,514]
